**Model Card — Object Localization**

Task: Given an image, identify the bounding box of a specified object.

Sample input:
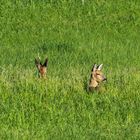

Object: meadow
[0,0,140,139]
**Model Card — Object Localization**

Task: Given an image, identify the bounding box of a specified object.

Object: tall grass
[0,0,140,139]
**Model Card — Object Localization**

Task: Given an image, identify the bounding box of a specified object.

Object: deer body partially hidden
[88,64,107,92]
[35,58,48,78]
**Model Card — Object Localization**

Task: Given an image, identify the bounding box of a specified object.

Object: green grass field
[0,0,140,139]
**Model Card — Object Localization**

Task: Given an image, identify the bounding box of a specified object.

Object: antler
[91,64,97,72]
[35,57,41,70]
[43,58,48,67]
[97,64,103,70]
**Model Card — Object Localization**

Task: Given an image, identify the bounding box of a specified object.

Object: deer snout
[103,77,107,81]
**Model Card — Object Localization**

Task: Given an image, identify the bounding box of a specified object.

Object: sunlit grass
[0,0,140,139]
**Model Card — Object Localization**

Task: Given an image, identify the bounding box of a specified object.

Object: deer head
[35,57,48,78]
[88,64,107,92]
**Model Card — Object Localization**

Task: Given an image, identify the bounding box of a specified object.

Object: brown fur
[35,57,48,78]
[88,64,107,92]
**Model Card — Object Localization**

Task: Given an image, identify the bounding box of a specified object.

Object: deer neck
[89,78,98,88]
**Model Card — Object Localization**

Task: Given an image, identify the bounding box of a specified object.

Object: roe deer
[88,64,107,92]
[35,57,48,78]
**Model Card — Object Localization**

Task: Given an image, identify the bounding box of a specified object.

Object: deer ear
[92,64,97,72]
[43,58,48,67]
[35,58,41,69]
[97,64,103,70]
